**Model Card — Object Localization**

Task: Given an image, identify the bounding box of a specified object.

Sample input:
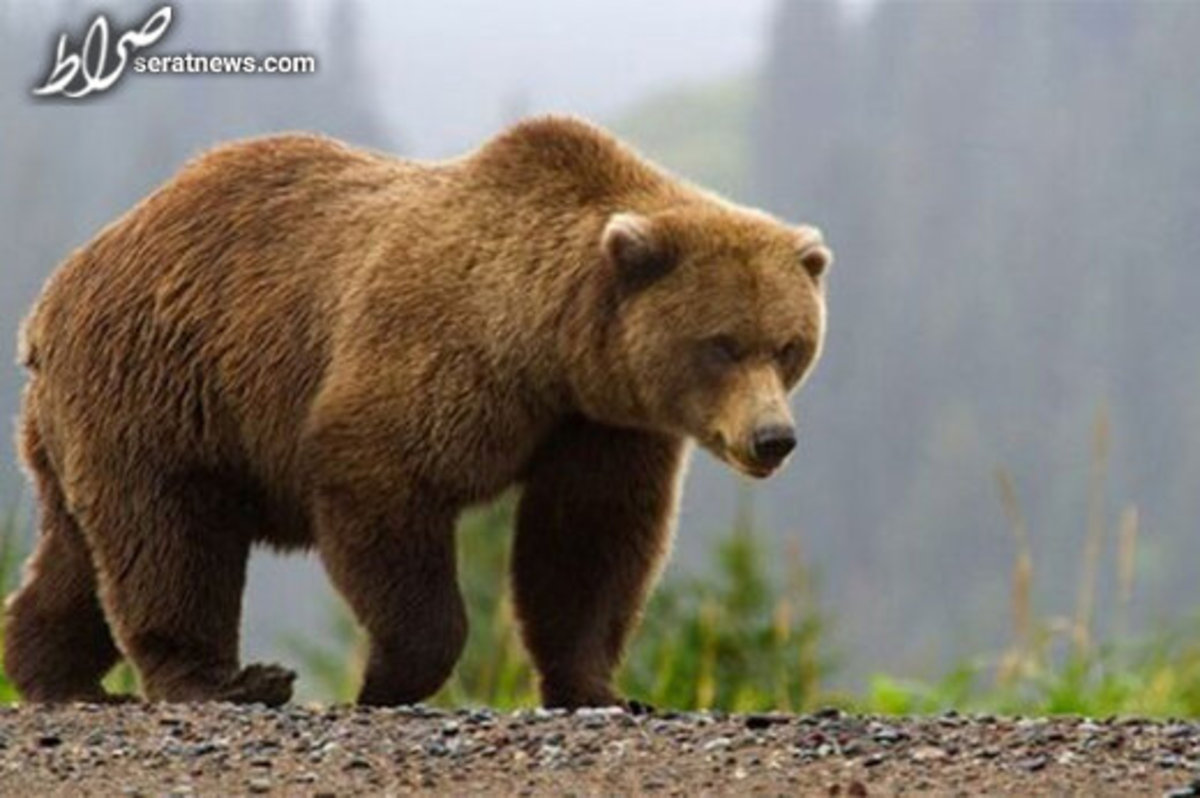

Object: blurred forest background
[2,0,1200,701]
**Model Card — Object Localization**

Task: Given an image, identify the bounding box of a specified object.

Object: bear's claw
[627,698,656,716]
[215,663,296,706]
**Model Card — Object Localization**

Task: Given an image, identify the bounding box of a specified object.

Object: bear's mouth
[730,457,778,480]
[700,435,779,480]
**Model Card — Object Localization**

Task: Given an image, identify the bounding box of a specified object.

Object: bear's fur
[4,116,831,707]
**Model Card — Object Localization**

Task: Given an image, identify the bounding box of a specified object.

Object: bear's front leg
[514,420,684,709]
[311,475,467,706]
[305,373,472,707]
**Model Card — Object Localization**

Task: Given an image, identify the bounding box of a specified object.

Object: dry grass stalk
[1115,505,1139,643]
[1073,407,1110,656]
[996,467,1034,685]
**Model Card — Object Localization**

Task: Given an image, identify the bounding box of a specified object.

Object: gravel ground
[2,703,1200,796]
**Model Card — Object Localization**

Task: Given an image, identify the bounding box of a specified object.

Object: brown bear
[3,116,831,708]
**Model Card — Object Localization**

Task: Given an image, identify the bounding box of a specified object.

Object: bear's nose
[751,424,796,466]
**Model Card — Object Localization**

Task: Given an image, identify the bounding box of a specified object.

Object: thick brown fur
[4,116,831,707]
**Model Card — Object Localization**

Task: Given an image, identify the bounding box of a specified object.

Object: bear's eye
[778,339,807,371]
[702,334,745,367]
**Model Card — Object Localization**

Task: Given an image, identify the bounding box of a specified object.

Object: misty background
[2,0,1198,690]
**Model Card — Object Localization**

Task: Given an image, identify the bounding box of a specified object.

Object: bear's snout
[750,423,797,469]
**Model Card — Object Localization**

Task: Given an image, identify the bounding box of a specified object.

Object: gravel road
[2,703,1199,796]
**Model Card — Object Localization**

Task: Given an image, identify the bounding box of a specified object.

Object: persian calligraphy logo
[33,6,173,99]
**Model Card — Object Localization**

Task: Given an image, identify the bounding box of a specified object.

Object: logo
[31,5,317,100]
[33,6,173,99]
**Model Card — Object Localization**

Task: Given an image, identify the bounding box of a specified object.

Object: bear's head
[595,205,830,478]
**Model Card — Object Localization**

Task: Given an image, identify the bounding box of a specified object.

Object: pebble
[186,742,219,757]
[246,776,272,793]
[1019,755,1049,772]
[424,739,450,757]
[745,713,790,730]
[1164,787,1200,798]
[869,723,904,744]
[910,746,947,763]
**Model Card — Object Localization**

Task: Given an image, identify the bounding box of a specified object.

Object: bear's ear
[799,244,832,278]
[601,212,676,286]
[793,226,832,278]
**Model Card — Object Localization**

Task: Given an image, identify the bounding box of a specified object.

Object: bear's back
[22,134,420,496]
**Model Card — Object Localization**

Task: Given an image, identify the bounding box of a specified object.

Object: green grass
[0,508,19,703]
[619,494,826,712]
[854,632,1200,718]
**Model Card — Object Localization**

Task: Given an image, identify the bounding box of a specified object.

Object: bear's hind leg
[513,421,683,709]
[4,408,122,703]
[83,475,294,705]
[3,520,125,703]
